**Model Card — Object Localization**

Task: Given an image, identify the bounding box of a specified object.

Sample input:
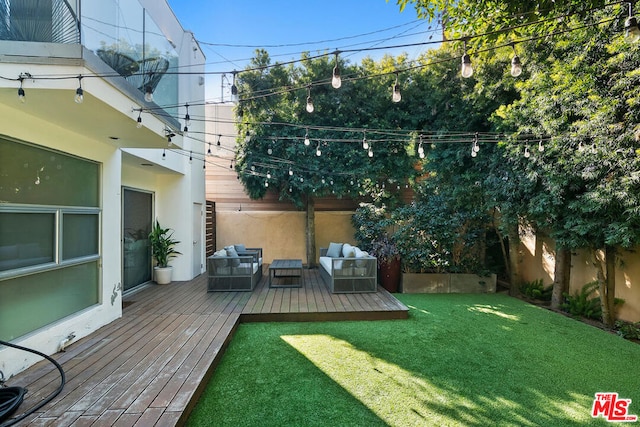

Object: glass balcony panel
[0,0,79,43]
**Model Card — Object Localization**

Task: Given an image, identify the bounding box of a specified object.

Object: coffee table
[269,259,303,288]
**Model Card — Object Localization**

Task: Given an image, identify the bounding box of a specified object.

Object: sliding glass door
[122,188,152,292]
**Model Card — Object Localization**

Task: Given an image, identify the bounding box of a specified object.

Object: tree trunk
[305,197,316,269]
[507,225,521,296]
[593,246,616,328]
[495,226,511,282]
[551,247,571,310]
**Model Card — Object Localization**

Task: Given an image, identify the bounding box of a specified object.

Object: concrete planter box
[401,273,496,294]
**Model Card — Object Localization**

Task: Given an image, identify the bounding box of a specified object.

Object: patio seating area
[5,266,408,426]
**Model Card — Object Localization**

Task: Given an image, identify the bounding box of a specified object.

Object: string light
[331,51,342,89]
[306,86,314,113]
[461,39,473,78]
[136,111,143,128]
[392,72,401,103]
[74,75,84,104]
[17,77,25,103]
[510,44,523,77]
[625,2,640,42]
[189,151,193,163]
[207,142,212,155]
[144,76,154,102]
[538,139,545,152]
[362,131,369,150]
[316,141,322,156]
[217,134,222,147]
[304,129,310,146]
[162,149,166,160]
[368,143,374,158]
[183,104,190,134]
[231,71,239,103]
[524,145,531,158]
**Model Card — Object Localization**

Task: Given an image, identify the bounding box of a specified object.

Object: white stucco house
[0,0,206,376]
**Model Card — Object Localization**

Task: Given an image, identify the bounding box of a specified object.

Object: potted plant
[370,236,401,293]
[149,219,181,284]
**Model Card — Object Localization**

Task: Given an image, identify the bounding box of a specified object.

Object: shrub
[561,282,602,320]
[520,279,552,301]
[615,320,640,340]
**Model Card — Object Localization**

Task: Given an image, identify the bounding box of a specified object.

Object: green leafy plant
[561,282,624,321]
[615,320,640,340]
[369,236,400,264]
[520,279,553,301]
[561,282,602,320]
[148,219,181,268]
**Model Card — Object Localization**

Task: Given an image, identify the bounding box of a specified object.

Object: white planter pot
[154,266,173,285]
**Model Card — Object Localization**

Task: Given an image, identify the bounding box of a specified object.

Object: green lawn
[187,294,640,426]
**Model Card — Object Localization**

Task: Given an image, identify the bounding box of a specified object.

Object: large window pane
[63,213,99,260]
[0,261,99,341]
[0,212,55,271]
[0,137,99,207]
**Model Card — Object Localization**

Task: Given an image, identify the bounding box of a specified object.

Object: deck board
[7,267,408,426]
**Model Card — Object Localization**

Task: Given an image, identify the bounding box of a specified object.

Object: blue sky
[165,0,435,101]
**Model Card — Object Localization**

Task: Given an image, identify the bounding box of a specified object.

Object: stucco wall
[215,211,356,264]
[520,230,640,322]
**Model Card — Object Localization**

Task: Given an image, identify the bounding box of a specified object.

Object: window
[0,136,101,340]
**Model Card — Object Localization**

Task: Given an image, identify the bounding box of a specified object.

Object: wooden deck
[6,267,408,426]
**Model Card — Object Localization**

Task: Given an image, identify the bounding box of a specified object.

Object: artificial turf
[186,293,640,426]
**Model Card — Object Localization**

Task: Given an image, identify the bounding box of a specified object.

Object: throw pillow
[212,249,228,268]
[326,242,343,258]
[234,244,246,252]
[225,245,241,267]
[342,243,353,258]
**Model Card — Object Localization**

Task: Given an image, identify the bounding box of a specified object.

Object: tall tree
[234,50,417,267]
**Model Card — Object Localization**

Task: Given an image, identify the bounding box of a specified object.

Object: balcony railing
[0,0,79,44]
[0,0,179,109]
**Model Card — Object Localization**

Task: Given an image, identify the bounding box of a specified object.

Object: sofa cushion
[234,244,246,252]
[326,242,343,258]
[211,249,228,268]
[354,247,369,267]
[224,245,241,267]
[342,243,355,258]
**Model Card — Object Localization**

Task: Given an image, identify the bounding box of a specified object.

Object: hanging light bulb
[267,147,273,155]
[316,142,321,157]
[267,171,271,179]
[625,3,640,42]
[162,149,166,160]
[509,44,523,77]
[538,139,545,152]
[461,40,473,78]
[331,52,342,89]
[304,129,310,146]
[207,142,212,155]
[392,73,401,103]
[471,146,477,158]
[289,168,293,176]
[368,146,374,158]
[184,104,191,126]
[306,87,314,113]
[524,146,531,158]
[74,75,84,104]
[362,131,369,150]
[231,71,239,103]
[17,77,25,103]
[189,151,193,163]
[136,111,143,128]
[144,85,154,102]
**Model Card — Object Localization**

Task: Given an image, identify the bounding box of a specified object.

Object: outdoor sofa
[207,245,263,291]
[319,242,377,293]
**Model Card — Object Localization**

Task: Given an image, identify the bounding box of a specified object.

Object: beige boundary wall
[216,211,357,264]
[520,227,640,322]
[216,211,640,322]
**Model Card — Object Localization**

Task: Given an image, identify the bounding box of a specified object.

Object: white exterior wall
[0,0,206,376]
[0,104,124,376]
